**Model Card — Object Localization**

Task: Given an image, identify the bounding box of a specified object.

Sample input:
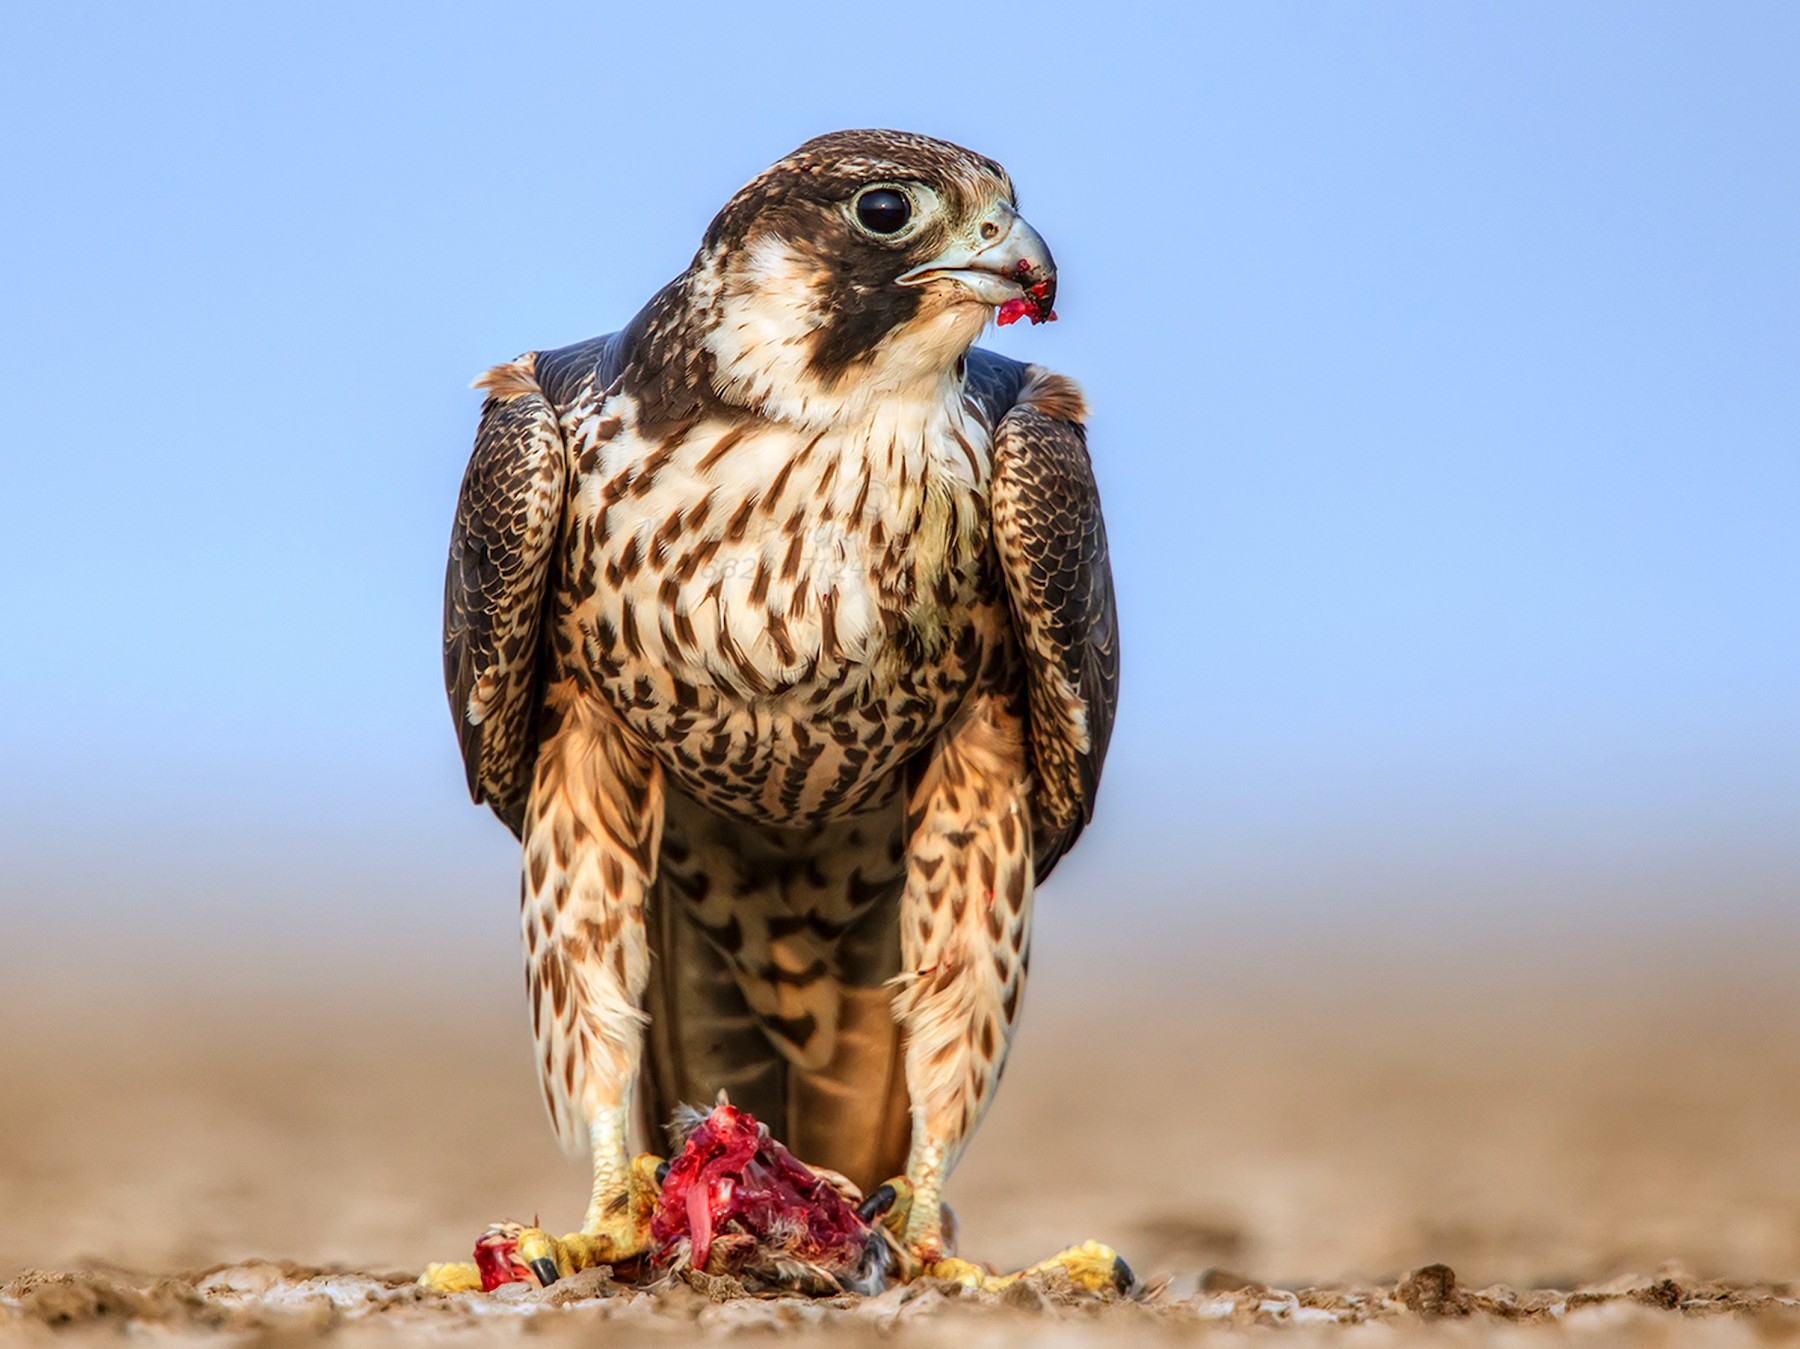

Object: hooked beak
[896,208,1057,323]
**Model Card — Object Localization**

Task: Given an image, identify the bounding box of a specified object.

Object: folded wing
[443,355,568,837]
[986,368,1120,881]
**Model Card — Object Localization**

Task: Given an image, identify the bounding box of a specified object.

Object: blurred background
[2,1,1796,1292]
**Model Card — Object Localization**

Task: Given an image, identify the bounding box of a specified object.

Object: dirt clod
[1635,1276,1684,1309]
[1398,1262,1467,1318]
[1000,1279,1049,1312]
[540,1264,621,1304]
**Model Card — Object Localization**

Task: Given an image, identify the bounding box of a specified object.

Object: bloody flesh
[472,1228,529,1292]
[996,294,1057,326]
[651,1102,873,1274]
[995,259,1057,326]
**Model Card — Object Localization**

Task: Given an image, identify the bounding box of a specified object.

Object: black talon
[528,1257,560,1287]
[1111,1255,1135,1292]
[857,1183,898,1224]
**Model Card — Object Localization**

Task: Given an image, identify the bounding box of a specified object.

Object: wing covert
[986,365,1120,881]
[443,354,568,836]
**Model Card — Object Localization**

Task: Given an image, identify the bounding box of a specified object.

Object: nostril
[980,221,1000,241]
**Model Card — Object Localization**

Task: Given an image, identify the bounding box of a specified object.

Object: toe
[514,1228,567,1284]
[1037,1240,1131,1295]
[857,1182,899,1223]
[1110,1254,1136,1293]
[924,1256,989,1288]
[417,1261,484,1293]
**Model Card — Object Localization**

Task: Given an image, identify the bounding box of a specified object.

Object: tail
[636,791,912,1193]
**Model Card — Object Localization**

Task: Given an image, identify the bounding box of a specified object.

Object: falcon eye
[853,187,912,236]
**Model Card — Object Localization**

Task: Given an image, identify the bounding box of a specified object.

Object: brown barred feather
[443,356,567,835]
[988,367,1120,878]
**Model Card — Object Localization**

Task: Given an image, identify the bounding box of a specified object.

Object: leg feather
[521,690,664,1233]
[892,693,1035,1258]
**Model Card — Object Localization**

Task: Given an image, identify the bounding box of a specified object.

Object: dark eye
[854,187,911,235]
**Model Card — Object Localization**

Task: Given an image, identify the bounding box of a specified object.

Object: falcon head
[688,129,1057,426]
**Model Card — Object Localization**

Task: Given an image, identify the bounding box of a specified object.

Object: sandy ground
[5,920,1800,1343]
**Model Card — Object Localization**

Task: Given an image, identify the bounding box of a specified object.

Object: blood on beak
[897,208,1057,324]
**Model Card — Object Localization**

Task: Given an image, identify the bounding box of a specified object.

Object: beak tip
[527,1257,560,1287]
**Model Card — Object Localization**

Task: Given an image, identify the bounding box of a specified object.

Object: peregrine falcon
[442,129,1118,1271]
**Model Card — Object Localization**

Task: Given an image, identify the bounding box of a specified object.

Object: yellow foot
[417,1154,664,1292]
[860,1175,958,1262]
[522,1227,628,1282]
[921,1239,1130,1296]
[571,1152,663,1269]
[859,1176,1131,1297]
[1020,1240,1136,1294]
[854,1176,925,1281]
[925,1242,1134,1295]
[416,1223,639,1292]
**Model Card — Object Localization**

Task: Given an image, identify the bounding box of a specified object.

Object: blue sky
[2,3,1796,967]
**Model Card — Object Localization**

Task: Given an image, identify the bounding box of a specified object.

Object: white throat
[694,234,990,436]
